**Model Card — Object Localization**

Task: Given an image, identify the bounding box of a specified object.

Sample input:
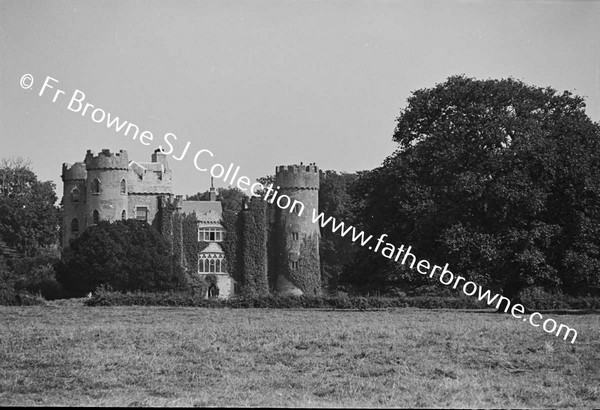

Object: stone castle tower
[274,163,321,296]
[61,149,173,248]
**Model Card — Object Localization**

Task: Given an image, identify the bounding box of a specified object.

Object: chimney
[209,177,217,201]
[151,148,169,171]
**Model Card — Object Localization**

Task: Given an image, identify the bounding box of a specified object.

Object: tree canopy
[347,76,600,297]
[319,170,359,293]
[186,186,245,213]
[0,158,60,256]
[57,219,187,295]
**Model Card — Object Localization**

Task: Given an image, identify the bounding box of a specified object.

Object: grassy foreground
[0,306,599,408]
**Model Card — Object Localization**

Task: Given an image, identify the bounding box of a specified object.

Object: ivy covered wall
[240,199,269,296]
[220,208,241,282]
[172,212,184,269]
[181,212,202,273]
[154,177,322,298]
[292,232,322,296]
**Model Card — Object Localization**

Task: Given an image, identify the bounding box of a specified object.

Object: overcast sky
[1,0,599,196]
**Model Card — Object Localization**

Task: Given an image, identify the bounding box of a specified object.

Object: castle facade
[61,148,321,298]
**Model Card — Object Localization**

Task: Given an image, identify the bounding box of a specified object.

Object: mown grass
[0,306,599,407]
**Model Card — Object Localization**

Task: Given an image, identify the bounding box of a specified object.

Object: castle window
[121,210,126,220]
[198,227,224,242]
[136,207,148,221]
[92,210,100,224]
[71,218,79,234]
[199,254,224,273]
[120,179,126,195]
[290,261,299,269]
[91,178,100,194]
[291,232,299,241]
[71,188,80,203]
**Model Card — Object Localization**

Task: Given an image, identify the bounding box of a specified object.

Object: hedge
[84,289,600,310]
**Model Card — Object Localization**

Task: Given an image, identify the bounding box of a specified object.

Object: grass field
[0,306,599,407]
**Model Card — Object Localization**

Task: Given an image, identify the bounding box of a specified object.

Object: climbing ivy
[220,209,240,282]
[172,212,184,268]
[240,199,269,296]
[289,233,322,296]
[266,204,277,292]
[181,212,202,274]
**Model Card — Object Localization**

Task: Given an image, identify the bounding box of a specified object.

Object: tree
[186,191,210,201]
[217,187,245,213]
[0,158,60,256]
[348,76,600,298]
[186,186,245,213]
[0,238,17,304]
[57,219,187,295]
[318,170,359,293]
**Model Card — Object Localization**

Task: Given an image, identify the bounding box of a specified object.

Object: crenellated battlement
[275,162,319,190]
[62,162,87,181]
[275,162,319,174]
[273,162,320,296]
[84,149,129,170]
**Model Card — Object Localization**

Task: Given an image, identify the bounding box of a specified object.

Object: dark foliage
[240,199,269,296]
[86,288,600,310]
[347,76,600,298]
[181,213,201,273]
[12,247,66,300]
[318,170,360,293]
[57,219,187,295]
[0,158,60,256]
[0,254,16,304]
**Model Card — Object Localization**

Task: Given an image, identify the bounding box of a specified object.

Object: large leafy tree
[348,76,600,297]
[57,219,187,295]
[319,170,359,293]
[0,158,60,256]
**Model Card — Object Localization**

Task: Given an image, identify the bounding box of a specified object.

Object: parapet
[275,162,319,174]
[275,162,319,190]
[62,162,87,181]
[84,149,129,170]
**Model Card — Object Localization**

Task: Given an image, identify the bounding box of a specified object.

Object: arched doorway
[208,283,220,298]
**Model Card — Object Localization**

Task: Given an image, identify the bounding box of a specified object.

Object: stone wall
[274,163,321,295]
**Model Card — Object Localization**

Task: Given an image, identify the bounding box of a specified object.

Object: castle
[61,148,321,298]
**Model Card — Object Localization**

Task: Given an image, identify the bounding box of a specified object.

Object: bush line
[83,290,600,310]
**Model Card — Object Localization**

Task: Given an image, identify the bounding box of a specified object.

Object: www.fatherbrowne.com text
[309,210,578,344]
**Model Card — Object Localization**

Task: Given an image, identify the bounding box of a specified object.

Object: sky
[1,0,599,197]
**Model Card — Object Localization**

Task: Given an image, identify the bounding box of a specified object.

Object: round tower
[274,163,321,296]
[61,162,87,248]
[84,149,129,227]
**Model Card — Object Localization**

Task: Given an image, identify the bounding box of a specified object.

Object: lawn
[0,306,599,407]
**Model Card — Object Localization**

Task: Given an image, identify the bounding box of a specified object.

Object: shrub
[0,255,16,305]
[83,289,600,310]
[16,290,47,306]
[518,287,566,310]
[518,286,600,310]
[58,220,187,296]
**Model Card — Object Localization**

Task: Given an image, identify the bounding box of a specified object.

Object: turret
[274,162,321,296]
[61,162,87,248]
[84,149,129,226]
